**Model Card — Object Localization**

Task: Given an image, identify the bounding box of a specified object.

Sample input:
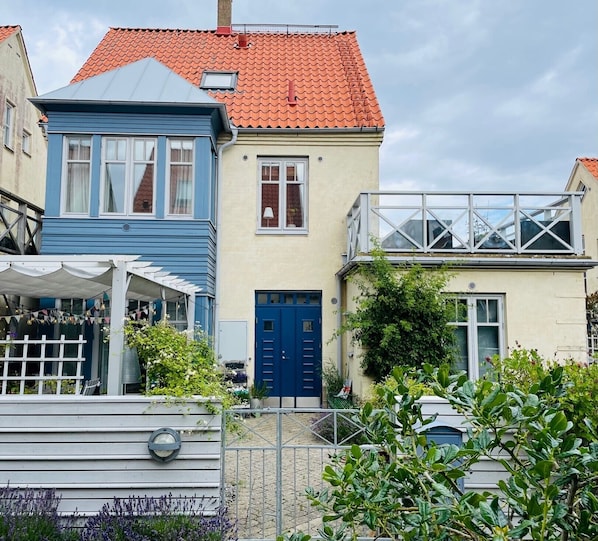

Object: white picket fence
[0,334,86,395]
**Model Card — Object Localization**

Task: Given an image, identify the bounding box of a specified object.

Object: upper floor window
[167,139,194,216]
[63,136,92,214]
[22,130,31,155]
[259,158,307,232]
[101,138,155,215]
[3,101,15,150]
[448,295,504,379]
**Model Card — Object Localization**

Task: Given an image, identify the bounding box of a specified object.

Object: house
[28,0,385,404]
[564,157,598,294]
[0,25,46,209]
[0,1,385,516]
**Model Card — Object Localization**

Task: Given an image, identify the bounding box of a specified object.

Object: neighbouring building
[565,157,598,294]
[0,25,46,209]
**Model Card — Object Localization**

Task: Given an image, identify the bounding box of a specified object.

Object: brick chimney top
[216,0,232,35]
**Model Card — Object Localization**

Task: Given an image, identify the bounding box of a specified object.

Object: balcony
[346,192,584,261]
[0,188,43,255]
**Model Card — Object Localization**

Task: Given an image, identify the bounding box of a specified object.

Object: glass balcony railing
[346,192,584,261]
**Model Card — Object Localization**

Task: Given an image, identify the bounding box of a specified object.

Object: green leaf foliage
[123,320,233,409]
[336,248,456,382]
[281,362,598,541]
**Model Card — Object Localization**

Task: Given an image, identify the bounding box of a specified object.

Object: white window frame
[200,71,238,90]
[22,129,31,155]
[100,137,156,216]
[258,157,308,233]
[166,138,194,217]
[448,294,505,380]
[62,135,92,215]
[3,100,15,150]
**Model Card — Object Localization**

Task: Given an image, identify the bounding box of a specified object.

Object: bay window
[63,136,91,214]
[101,137,156,215]
[448,295,504,379]
[259,158,307,231]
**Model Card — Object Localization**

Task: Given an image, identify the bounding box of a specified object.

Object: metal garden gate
[221,408,366,540]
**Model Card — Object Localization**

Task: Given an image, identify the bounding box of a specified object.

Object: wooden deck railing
[0,188,44,255]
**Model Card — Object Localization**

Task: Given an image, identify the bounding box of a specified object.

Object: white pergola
[0,255,200,394]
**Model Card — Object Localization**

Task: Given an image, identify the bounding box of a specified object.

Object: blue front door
[255,291,322,404]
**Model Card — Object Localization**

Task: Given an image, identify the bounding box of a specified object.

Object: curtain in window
[65,137,91,213]
[65,163,90,213]
[169,140,193,215]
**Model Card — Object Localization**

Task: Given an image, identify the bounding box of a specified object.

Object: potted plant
[249,380,269,412]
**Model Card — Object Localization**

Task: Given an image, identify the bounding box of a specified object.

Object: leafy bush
[487,345,598,443]
[123,321,232,408]
[287,365,598,541]
[80,494,235,541]
[0,486,78,541]
[335,248,455,382]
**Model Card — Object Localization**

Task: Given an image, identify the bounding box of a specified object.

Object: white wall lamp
[148,427,181,463]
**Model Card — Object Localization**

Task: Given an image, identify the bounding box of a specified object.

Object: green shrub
[123,321,233,408]
[487,345,598,442]
[282,365,598,541]
[335,248,455,382]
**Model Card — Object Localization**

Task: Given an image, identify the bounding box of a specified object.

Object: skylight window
[200,71,237,90]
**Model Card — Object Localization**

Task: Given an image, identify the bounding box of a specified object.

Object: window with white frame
[22,129,31,155]
[167,139,194,215]
[63,136,92,214]
[448,295,504,379]
[258,158,307,231]
[101,137,156,215]
[3,101,15,150]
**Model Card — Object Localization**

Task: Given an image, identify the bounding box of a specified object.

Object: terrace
[346,191,584,262]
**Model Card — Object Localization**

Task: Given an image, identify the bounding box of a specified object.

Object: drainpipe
[213,125,238,360]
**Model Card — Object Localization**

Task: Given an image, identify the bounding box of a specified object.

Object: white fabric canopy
[0,255,200,301]
[0,255,200,395]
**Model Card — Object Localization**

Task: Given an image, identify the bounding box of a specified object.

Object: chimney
[216,0,232,35]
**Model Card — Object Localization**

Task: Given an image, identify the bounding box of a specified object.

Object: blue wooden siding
[41,218,216,296]
[45,111,221,137]
[40,107,223,331]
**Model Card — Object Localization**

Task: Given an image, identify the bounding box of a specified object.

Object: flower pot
[250,397,263,416]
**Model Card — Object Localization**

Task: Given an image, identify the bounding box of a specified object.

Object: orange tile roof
[0,25,19,43]
[579,157,598,180]
[72,27,385,130]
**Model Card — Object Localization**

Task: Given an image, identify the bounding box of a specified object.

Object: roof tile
[0,25,19,43]
[72,27,385,130]
[579,157,598,180]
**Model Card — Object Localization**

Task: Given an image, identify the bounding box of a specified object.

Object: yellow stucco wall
[342,266,588,401]
[217,132,382,384]
[0,30,47,208]
[565,163,598,294]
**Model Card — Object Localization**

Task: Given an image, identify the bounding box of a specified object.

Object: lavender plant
[79,494,235,541]
[0,486,78,541]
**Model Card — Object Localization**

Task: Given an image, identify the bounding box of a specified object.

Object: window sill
[256,228,308,235]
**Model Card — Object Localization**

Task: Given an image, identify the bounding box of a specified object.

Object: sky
[3,0,597,192]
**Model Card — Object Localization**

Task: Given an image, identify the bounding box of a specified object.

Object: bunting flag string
[0,304,154,327]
